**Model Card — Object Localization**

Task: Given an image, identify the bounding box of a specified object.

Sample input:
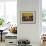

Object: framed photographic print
[20,11,36,24]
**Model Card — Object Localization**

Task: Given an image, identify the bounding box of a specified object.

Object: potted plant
[0,18,5,27]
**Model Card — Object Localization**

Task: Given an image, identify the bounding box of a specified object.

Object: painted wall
[17,0,42,46]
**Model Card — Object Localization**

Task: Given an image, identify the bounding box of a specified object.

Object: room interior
[0,0,46,46]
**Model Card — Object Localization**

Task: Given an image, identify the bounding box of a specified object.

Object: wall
[17,0,42,46]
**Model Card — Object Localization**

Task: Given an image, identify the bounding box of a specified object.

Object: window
[42,0,46,33]
[0,1,4,17]
[5,1,17,26]
[42,0,46,21]
[0,0,17,26]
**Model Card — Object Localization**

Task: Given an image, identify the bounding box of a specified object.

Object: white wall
[17,0,42,46]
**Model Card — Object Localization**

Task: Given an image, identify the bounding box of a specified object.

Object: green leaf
[0,18,5,27]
